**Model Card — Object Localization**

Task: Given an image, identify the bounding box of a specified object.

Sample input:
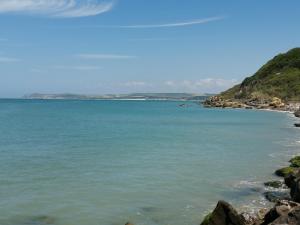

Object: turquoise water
[0,100,299,225]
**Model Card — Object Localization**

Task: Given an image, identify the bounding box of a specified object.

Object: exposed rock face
[200,201,246,225]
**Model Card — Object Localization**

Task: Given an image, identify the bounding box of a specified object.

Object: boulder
[295,124,300,128]
[200,201,245,225]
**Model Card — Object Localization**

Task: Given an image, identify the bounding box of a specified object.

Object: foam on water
[0,99,299,225]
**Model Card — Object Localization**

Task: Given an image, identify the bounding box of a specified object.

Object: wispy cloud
[128,38,171,42]
[123,81,151,87]
[53,65,102,71]
[76,54,136,60]
[0,0,114,18]
[0,56,20,63]
[117,78,238,93]
[109,16,224,29]
[164,79,238,92]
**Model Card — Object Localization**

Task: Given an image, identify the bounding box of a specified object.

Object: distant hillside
[220,48,300,102]
[23,93,211,101]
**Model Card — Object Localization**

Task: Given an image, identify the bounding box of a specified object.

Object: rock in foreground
[201,201,246,225]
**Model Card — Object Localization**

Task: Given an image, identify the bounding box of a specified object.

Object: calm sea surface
[0,99,299,225]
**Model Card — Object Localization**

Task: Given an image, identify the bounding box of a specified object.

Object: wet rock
[200,201,245,225]
[264,181,286,189]
[264,191,290,202]
[294,124,300,128]
[275,167,298,177]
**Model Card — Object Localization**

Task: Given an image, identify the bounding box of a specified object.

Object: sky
[0,0,300,97]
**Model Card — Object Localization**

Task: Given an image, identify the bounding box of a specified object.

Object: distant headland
[22,93,214,101]
[204,48,300,112]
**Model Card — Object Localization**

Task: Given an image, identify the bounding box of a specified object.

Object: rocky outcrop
[201,201,246,225]
[269,97,285,108]
[200,200,300,225]
[199,156,300,225]
[203,96,292,111]
[203,96,247,109]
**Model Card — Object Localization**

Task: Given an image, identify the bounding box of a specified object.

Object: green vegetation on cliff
[220,48,300,101]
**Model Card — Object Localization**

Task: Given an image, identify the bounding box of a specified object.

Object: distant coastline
[22,93,214,101]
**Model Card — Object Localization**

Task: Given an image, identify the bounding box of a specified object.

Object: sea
[0,99,299,225]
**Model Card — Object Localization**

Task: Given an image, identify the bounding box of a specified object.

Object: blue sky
[0,0,300,97]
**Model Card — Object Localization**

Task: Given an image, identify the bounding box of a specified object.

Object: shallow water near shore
[0,99,299,225]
